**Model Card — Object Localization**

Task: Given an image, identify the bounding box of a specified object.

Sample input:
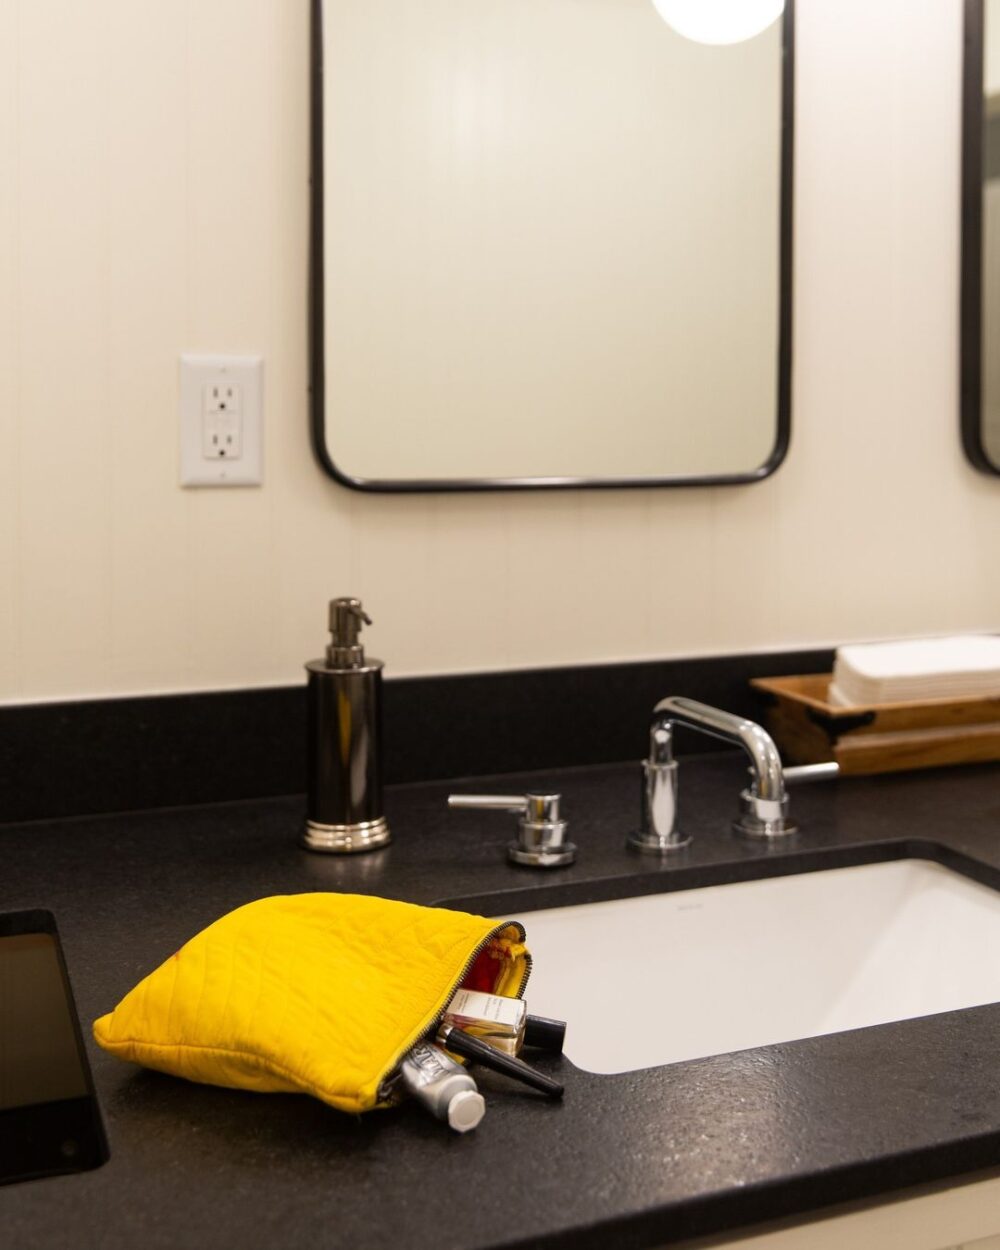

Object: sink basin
[517,858,1000,1074]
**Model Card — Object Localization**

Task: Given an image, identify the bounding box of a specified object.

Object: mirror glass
[313,0,792,491]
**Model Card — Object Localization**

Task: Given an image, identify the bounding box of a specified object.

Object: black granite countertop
[5,752,1000,1249]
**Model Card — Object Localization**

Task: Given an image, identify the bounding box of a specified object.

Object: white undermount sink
[518,858,1000,1074]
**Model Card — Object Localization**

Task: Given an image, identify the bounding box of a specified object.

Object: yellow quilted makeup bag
[93,893,529,1114]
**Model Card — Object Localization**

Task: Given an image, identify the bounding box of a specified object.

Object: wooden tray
[751,673,1000,776]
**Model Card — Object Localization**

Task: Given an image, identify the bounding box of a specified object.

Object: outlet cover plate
[179,354,263,487]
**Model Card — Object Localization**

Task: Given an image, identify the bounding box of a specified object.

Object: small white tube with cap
[398,1042,485,1133]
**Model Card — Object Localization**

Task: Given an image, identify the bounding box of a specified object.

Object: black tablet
[0,910,108,1185]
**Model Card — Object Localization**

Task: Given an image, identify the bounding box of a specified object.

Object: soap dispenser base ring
[302,817,391,854]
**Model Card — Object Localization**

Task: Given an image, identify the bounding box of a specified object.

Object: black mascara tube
[437,1024,564,1099]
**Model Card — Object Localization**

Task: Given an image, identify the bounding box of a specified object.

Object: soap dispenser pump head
[327,597,372,669]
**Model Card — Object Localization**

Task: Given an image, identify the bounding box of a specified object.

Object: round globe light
[650,0,785,46]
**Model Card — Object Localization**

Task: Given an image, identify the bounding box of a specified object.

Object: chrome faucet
[627,695,797,853]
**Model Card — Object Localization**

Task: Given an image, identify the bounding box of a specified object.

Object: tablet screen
[0,913,108,1185]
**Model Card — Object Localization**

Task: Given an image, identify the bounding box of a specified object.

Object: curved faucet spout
[652,695,787,803]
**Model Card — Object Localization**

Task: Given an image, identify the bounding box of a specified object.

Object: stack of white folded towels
[829,635,1000,706]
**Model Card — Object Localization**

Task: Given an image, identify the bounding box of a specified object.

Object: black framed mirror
[310,0,794,492]
[962,0,1000,472]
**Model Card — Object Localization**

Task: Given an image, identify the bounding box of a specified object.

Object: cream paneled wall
[0,0,997,703]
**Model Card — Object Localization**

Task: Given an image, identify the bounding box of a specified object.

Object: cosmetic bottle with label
[442,990,567,1055]
[443,989,527,1055]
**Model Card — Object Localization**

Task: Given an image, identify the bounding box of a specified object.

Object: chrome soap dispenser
[303,597,391,854]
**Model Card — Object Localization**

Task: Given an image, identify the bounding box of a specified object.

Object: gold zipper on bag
[376,920,531,1104]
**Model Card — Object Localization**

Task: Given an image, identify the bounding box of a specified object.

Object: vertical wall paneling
[106,0,189,691]
[2,0,1000,704]
[0,0,20,694]
[16,0,114,696]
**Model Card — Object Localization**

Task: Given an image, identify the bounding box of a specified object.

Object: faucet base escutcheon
[732,788,797,840]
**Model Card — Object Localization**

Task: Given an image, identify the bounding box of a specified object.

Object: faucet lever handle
[448,793,560,820]
[447,793,575,869]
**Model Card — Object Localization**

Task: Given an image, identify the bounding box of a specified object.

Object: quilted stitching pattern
[93,893,524,1114]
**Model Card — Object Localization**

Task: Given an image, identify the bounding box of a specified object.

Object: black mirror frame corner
[308,0,795,494]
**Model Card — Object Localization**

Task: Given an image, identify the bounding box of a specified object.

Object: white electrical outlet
[202,380,242,460]
[179,355,263,487]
